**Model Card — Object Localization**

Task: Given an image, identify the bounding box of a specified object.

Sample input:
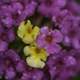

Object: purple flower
[65,0,80,15]
[0,0,37,28]
[52,9,72,26]
[47,49,79,80]
[0,0,80,80]
[16,1,37,25]
[38,0,66,17]
[36,27,63,55]
[0,49,28,79]
[61,15,80,49]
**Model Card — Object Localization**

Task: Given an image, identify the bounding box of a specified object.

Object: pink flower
[36,27,63,55]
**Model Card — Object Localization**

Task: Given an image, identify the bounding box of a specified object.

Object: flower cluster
[0,49,45,80]
[17,20,64,68]
[0,0,37,53]
[0,0,80,80]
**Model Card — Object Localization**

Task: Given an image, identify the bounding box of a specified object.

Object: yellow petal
[26,56,45,68]
[22,34,33,44]
[25,20,33,30]
[17,20,33,39]
[25,20,33,34]
[17,21,26,38]
[32,26,40,39]
[24,46,35,56]
[38,49,48,61]
[30,42,37,46]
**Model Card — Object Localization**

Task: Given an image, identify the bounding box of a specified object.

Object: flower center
[35,48,41,53]
[45,35,53,43]
[28,27,32,33]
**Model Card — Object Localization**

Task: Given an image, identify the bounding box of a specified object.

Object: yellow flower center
[35,48,41,53]
[27,27,32,33]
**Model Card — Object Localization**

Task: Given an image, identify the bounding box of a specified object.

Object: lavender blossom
[60,15,80,49]
[0,0,37,28]
[36,26,63,55]
[38,0,66,17]
[47,49,79,80]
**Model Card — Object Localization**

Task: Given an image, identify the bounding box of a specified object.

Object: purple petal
[36,34,46,48]
[6,49,20,62]
[64,56,76,66]
[5,67,16,80]
[0,40,8,52]
[2,17,14,28]
[16,61,26,72]
[45,44,61,54]
[52,30,63,43]
[40,26,49,34]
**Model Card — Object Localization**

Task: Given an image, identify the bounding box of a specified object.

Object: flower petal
[45,44,61,54]
[17,20,33,39]
[22,34,33,44]
[24,46,35,56]
[52,29,63,43]
[32,26,40,39]
[36,34,46,48]
[26,56,45,68]
[17,21,26,38]
[40,26,49,34]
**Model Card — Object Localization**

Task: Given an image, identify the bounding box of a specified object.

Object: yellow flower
[17,20,40,44]
[24,45,48,68]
